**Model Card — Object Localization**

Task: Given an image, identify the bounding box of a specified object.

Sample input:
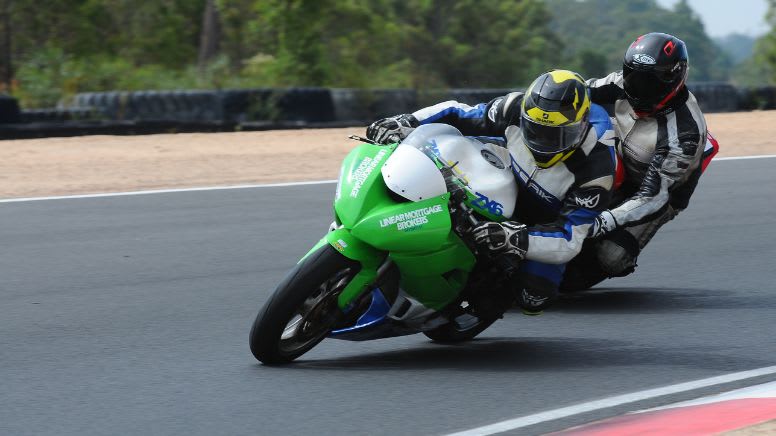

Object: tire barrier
[421,88,518,107]
[70,90,221,121]
[69,88,336,123]
[737,86,776,111]
[222,88,338,123]
[0,94,21,124]
[65,84,776,124]
[3,83,774,139]
[687,82,739,113]
[221,89,275,123]
[331,89,418,122]
[20,108,101,123]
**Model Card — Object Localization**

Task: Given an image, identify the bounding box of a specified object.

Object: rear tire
[249,245,358,364]
[423,314,499,343]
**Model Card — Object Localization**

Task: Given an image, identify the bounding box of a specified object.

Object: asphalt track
[2,157,776,435]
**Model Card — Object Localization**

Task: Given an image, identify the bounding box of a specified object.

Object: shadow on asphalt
[278,335,770,372]
[251,287,776,371]
[553,287,776,314]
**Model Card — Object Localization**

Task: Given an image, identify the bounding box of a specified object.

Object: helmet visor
[622,64,676,106]
[521,114,587,156]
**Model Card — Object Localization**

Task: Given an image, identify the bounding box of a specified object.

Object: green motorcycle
[249,124,522,364]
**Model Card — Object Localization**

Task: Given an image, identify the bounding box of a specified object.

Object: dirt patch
[723,419,776,435]
[1,111,774,199]
[705,111,775,156]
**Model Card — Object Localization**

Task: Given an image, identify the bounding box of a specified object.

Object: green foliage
[2,0,770,108]
[399,0,560,88]
[755,0,776,84]
[547,0,731,81]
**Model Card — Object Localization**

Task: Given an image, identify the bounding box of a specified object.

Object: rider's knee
[596,229,640,277]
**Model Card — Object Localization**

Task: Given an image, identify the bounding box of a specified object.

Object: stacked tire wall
[62,84,774,126]
[0,94,21,124]
[4,83,776,138]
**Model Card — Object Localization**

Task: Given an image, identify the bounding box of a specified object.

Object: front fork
[302,228,387,311]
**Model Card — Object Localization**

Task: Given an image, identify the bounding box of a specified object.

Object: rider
[561,33,717,290]
[366,70,617,313]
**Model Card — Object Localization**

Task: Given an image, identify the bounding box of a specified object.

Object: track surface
[2,158,776,435]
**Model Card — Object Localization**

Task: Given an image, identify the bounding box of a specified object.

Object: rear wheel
[249,245,358,364]
[423,266,514,343]
[423,312,500,343]
[423,296,506,343]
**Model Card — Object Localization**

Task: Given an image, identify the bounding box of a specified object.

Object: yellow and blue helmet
[521,70,591,168]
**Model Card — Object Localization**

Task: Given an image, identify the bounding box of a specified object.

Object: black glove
[471,221,528,259]
[588,210,617,238]
[366,114,419,144]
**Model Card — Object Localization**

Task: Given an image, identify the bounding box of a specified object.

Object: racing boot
[516,272,558,315]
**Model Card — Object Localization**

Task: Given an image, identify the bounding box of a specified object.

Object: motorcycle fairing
[402,124,518,220]
[324,140,477,313]
[328,289,403,341]
[381,143,447,202]
[334,143,397,229]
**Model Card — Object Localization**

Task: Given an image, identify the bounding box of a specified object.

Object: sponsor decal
[335,163,346,201]
[510,155,561,208]
[663,40,676,56]
[379,204,444,231]
[333,239,348,252]
[471,192,504,216]
[529,182,555,203]
[633,53,656,65]
[350,149,388,198]
[575,193,601,209]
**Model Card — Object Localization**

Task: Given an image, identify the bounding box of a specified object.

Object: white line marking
[644,380,776,412]
[2,153,775,204]
[714,154,776,161]
[445,365,776,436]
[0,180,337,203]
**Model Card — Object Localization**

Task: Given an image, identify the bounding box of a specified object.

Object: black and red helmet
[623,33,689,115]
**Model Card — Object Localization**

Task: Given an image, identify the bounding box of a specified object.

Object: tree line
[0,0,774,108]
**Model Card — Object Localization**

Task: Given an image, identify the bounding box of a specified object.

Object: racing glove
[366,114,419,144]
[471,221,528,259]
[588,210,618,238]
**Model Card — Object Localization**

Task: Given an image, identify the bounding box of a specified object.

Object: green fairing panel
[351,194,452,252]
[334,143,396,229]
[324,228,384,270]
[390,233,476,310]
[318,141,480,311]
[317,227,474,311]
[322,228,385,309]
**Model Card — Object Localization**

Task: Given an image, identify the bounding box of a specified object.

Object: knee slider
[596,229,639,277]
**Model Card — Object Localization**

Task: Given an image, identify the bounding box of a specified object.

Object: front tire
[249,245,358,364]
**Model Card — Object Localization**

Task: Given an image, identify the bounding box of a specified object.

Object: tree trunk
[198,0,221,72]
[0,0,12,89]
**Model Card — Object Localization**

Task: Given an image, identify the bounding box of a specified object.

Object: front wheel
[249,245,358,364]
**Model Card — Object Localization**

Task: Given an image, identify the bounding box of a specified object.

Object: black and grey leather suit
[562,71,711,289]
